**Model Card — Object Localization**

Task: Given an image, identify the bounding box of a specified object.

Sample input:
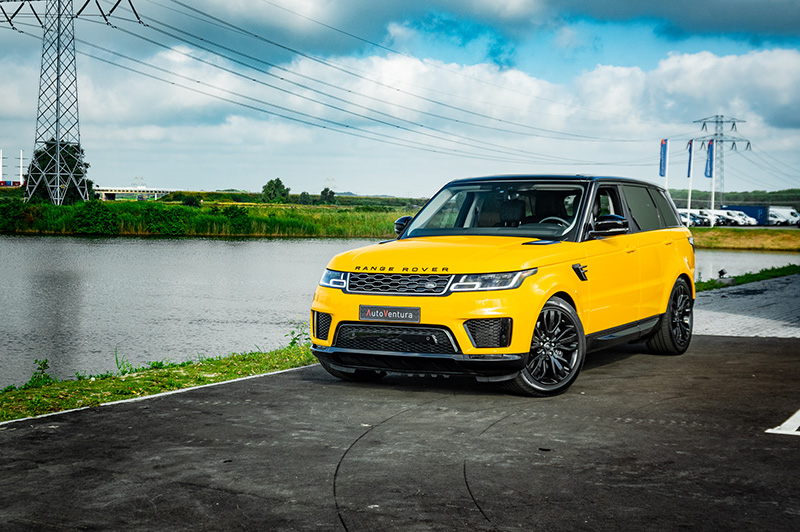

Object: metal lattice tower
[693,115,751,209]
[0,0,87,204]
[29,0,88,204]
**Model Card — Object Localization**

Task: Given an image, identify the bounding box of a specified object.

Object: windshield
[404,181,586,240]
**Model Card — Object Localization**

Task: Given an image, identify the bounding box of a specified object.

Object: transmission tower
[693,115,751,209]
[1,0,87,204]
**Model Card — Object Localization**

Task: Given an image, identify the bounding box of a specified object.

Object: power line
[253,0,689,130]
[152,0,658,144]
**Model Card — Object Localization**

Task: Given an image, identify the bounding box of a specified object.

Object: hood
[326,236,582,274]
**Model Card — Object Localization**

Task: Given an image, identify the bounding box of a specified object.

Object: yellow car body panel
[314,236,584,356]
[312,228,694,348]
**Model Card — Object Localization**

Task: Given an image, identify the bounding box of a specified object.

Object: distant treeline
[161,190,426,209]
[668,188,800,210]
[0,199,413,238]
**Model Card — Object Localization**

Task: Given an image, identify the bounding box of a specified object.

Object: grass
[0,344,316,423]
[690,227,800,251]
[2,264,798,423]
[695,263,800,292]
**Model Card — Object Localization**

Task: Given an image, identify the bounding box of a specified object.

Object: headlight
[450,268,537,292]
[319,269,347,289]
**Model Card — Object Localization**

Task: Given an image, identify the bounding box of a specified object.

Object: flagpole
[687,140,694,214]
[659,139,669,189]
[708,140,716,228]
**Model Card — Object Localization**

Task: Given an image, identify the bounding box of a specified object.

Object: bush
[0,199,25,232]
[71,200,120,235]
[142,204,188,235]
[182,196,202,208]
[223,205,251,233]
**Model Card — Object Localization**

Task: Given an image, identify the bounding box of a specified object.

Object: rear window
[652,189,682,227]
[622,185,661,231]
[621,185,682,231]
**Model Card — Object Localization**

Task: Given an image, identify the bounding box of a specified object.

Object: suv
[310,175,695,396]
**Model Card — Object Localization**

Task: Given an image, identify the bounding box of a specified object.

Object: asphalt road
[1,278,798,531]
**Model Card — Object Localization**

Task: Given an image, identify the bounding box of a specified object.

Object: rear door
[619,184,682,320]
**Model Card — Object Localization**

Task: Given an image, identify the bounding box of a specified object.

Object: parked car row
[677,206,800,227]
[677,209,752,226]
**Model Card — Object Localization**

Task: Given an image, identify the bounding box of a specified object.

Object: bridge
[94,187,177,201]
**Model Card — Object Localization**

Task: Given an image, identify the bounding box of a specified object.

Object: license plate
[359,305,421,323]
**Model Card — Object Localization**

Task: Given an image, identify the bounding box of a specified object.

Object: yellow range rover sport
[310,175,695,396]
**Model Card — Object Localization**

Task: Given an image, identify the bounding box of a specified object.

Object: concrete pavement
[1,276,798,531]
[694,273,800,338]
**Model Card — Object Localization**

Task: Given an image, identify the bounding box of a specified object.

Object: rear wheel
[505,296,586,397]
[319,359,385,382]
[646,277,693,355]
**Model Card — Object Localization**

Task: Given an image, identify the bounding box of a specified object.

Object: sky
[1,0,799,198]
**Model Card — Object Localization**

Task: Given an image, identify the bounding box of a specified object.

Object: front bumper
[312,344,527,381]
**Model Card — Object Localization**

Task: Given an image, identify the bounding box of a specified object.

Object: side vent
[465,318,512,348]
[313,312,332,341]
[572,263,589,281]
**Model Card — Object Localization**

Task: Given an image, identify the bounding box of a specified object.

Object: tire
[505,296,586,397]
[646,277,693,355]
[319,359,385,382]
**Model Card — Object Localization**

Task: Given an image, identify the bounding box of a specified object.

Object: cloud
[1,1,798,195]
[649,49,800,128]
[187,1,800,51]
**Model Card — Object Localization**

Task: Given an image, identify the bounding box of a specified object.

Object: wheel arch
[551,290,577,310]
[677,272,695,299]
[529,265,587,326]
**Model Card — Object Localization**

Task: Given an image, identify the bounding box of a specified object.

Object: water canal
[1,235,798,389]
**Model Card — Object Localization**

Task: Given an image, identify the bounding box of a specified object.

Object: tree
[261,178,291,203]
[182,195,202,207]
[298,191,312,205]
[320,187,335,204]
[26,139,92,205]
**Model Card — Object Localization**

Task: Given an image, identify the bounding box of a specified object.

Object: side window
[621,185,661,232]
[652,189,682,227]
[593,186,624,218]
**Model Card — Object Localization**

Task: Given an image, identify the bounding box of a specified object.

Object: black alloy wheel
[505,296,586,397]
[646,277,693,355]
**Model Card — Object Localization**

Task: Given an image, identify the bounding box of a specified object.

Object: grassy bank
[0,199,413,238]
[2,199,800,250]
[0,345,316,423]
[2,264,798,423]
[690,227,800,251]
[694,263,800,291]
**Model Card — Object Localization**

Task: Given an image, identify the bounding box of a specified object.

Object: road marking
[765,409,800,436]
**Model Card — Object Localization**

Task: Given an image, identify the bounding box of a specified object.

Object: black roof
[447,174,663,190]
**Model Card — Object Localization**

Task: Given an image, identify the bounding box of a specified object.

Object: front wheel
[646,277,693,355]
[505,297,586,397]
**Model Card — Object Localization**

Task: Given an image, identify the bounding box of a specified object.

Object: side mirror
[394,215,413,236]
[589,214,629,238]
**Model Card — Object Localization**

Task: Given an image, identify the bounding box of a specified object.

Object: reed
[0,199,410,238]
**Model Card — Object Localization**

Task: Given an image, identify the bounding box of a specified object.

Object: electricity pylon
[693,115,751,209]
[1,0,87,204]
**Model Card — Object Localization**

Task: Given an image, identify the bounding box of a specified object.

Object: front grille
[465,318,512,348]
[334,324,458,354]
[347,272,453,295]
[313,312,332,341]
